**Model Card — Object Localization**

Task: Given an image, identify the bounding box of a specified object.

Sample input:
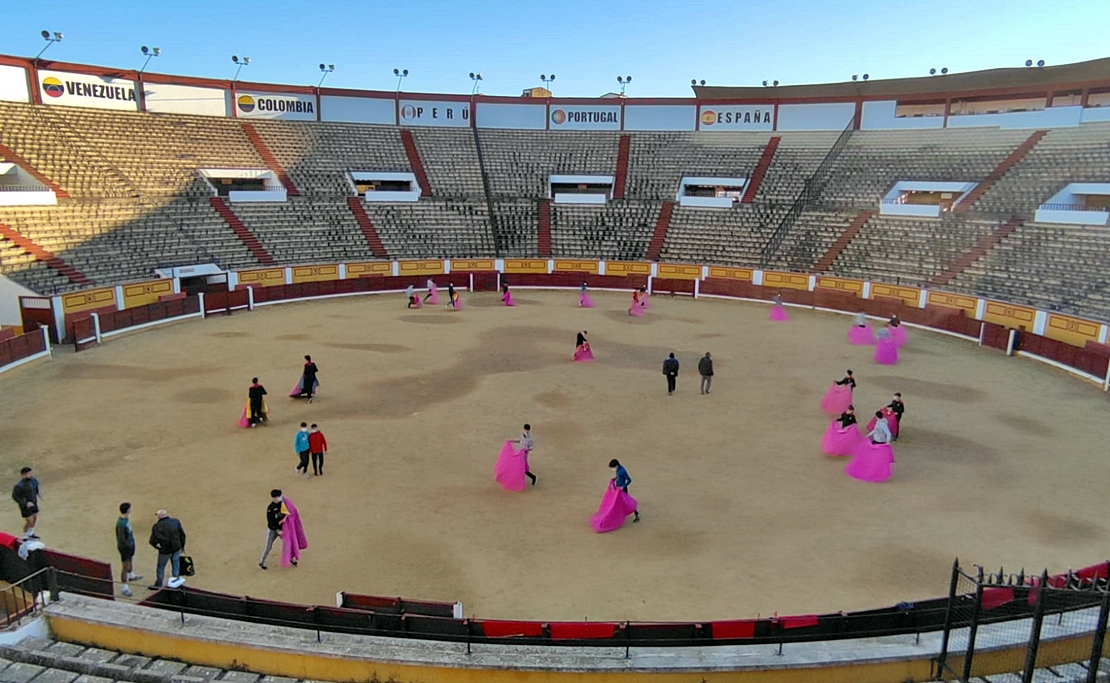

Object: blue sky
[10,0,1107,97]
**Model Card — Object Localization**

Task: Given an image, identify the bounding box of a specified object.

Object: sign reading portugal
[548,105,621,130]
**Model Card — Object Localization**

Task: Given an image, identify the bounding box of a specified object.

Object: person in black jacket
[149,510,187,589]
[888,392,905,440]
[835,370,856,390]
[259,489,287,570]
[295,356,318,402]
[837,405,857,428]
[248,378,268,426]
[662,353,680,395]
[11,467,41,540]
[698,352,714,395]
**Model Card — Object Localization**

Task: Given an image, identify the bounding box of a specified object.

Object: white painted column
[247,286,255,311]
[1006,329,1017,356]
[198,292,206,319]
[92,313,102,344]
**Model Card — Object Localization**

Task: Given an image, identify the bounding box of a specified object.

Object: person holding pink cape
[769,292,789,321]
[579,283,593,308]
[820,370,855,416]
[494,425,537,491]
[591,460,640,533]
[501,283,515,306]
[845,411,895,483]
[423,278,438,304]
[574,331,594,362]
[821,405,864,456]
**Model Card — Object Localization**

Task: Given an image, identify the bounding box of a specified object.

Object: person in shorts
[115,502,143,596]
[11,467,40,540]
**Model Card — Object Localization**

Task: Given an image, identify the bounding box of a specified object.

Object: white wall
[320,95,395,124]
[947,106,1082,130]
[697,105,773,131]
[1081,107,1110,124]
[776,102,854,131]
[38,70,138,111]
[476,103,546,130]
[234,91,316,121]
[861,101,944,130]
[549,105,621,131]
[0,274,38,325]
[144,82,227,117]
[623,105,696,131]
[0,65,29,103]
[398,100,470,127]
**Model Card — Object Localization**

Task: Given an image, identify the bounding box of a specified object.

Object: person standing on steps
[259,489,287,570]
[698,352,714,395]
[149,510,186,589]
[512,424,537,486]
[115,502,142,596]
[662,353,680,395]
[295,423,311,478]
[11,467,41,540]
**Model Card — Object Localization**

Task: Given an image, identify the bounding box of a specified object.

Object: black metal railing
[471,126,502,257]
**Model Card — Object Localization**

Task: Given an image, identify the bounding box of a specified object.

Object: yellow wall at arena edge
[982,301,1037,331]
[291,265,340,284]
[450,259,496,271]
[237,268,286,288]
[814,276,864,297]
[344,262,391,278]
[656,263,700,280]
[121,280,174,308]
[926,291,977,315]
[870,283,920,307]
[61,287,117,314]
[1044,313,1101,346]
[553,259,600,274]
[707,266,754,281]
[504,258,548,274]
[605,261,651,277]
[398,260,445,276]
[763,271,808,290]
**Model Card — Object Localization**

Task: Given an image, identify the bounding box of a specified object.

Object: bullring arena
[1,48,1110,683]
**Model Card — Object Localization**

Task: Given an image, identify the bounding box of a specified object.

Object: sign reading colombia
[235,92,317,121]
[38,70,138,111]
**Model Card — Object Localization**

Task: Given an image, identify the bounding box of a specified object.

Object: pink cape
[579,293,593,308]
[289,376,319,398]
[770,304,789,321]
[822,420,864,456]
[502,292,514,306]
[629,301,645,317]
[590,481,639,533]
[845,441,895,483]
[865,409,899,438]
[848,324,875,345]
[493,441,529,492]
[874,336,898,365]
[427,285,440,305]
[448,294,463,310]
[410,296,423,308]
[280,497,308,567]
[573,345,595,362]
[641,293,650,309]
[238,399,268,428]
[820,383,853,416]
[889,325,907,346]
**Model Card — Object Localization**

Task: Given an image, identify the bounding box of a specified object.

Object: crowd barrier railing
[0,327,51,375]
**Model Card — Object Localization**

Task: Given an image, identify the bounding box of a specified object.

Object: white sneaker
[121,585,132,597]
[167,577,186,588]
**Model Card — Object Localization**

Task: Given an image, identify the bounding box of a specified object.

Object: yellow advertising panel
[706,266,753,281]
[926,291,978,315]
[814,276,864,297]
[291,264,340,284]
[762,271,809,291]
[121,279,174,309]
[982,301,1036,330]
[61,287,117,314]
[450,259,496,272]
[656,263,701,280]
[345,262,391,278]
[1044,313,1101,347]
[605,261,652,277]
[398,260,445,276]
[237,268,286,287]
[552,259,600,274]
[870,283,920,307]
[503,259,548,274]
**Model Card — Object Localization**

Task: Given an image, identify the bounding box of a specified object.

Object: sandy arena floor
[1,289,1108,622]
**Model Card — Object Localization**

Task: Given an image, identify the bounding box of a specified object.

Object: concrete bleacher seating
[625,132,771,200]
[230,198,375,264]
[478,130,621,199]
[410,128,486,200]
[362,200,494,259]
[550,201,658,260]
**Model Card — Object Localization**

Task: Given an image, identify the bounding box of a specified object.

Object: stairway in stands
[740,136,781,203]
[346,197,389,259]
[0,221,90,285]
[0,143,69,198]
[813,209,874,273]
[239,122,299,196]
[929,216,1024,287]
[537,199,552,257]
[208,197,275,266]
[612,135,631,199]
[400,130,433,197]
[953,130,1046,213]
[644,201,675,261]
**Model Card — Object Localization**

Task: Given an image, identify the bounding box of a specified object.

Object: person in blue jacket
[294,423,311,479]
[608,459,639,522]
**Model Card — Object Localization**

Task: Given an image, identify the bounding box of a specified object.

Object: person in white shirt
[854,311,868,328]
[867,411,892,444]
[423,278,436,303]
[513,424,537,486]
[405,284,417,308]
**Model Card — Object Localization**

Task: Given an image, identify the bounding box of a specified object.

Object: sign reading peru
[399,100,470,127]
[549,105,621,130]
[235,92,316,120]
[698,105,774,131]
[38,70,138,111]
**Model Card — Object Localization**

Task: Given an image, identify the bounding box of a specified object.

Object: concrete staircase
[929,215,1024,287]
[740,136,780,204]
[207,197,275,266]
[400,130,432,198]
[644,201,675,261]
[0,143,69,198]
[813,209,874,273]
[953,130,1047,213]
[239,123,299,197]
[612,135,631,200]
[345,197,389,259]
[537,199,552,258]
[0,221,91,286]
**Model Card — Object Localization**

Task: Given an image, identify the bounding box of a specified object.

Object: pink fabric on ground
[591,481,639,533]
[238,401,250,428]
[579,293,593,308]
[889,325,908,346]
[289,377,319,398]
[874,336,898,365]
[629,303,644,317]
[641,294,650,309]
[770,305,789,321]
[451,295,463,310]
[821,420,864,456]
[427,286,440,305]
[848,324,875,345]
[573,345,595,362]
[494,441,528,492]
[411,296,422,308]
[845,441,895,483]
[280,497,308,567]
[867,408,899,438]
[503,292,514,306]
[820,383,853,416]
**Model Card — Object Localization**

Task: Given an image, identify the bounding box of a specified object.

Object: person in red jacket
[308,424,328,476]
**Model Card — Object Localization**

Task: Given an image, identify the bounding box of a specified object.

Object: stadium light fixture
[469,72,483,95]
[540,74,555,93]
[852,75,858,81]
[1025,60,1033,67]
[692,79,705,86]
[318,63,335,88]
[617,75,632,96]
[139,46,161,75]
[1037,60,1045,68]
[231,55,251,84]
[863,74,869,81]
[394,68,409,92]
[35,30,64,64]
